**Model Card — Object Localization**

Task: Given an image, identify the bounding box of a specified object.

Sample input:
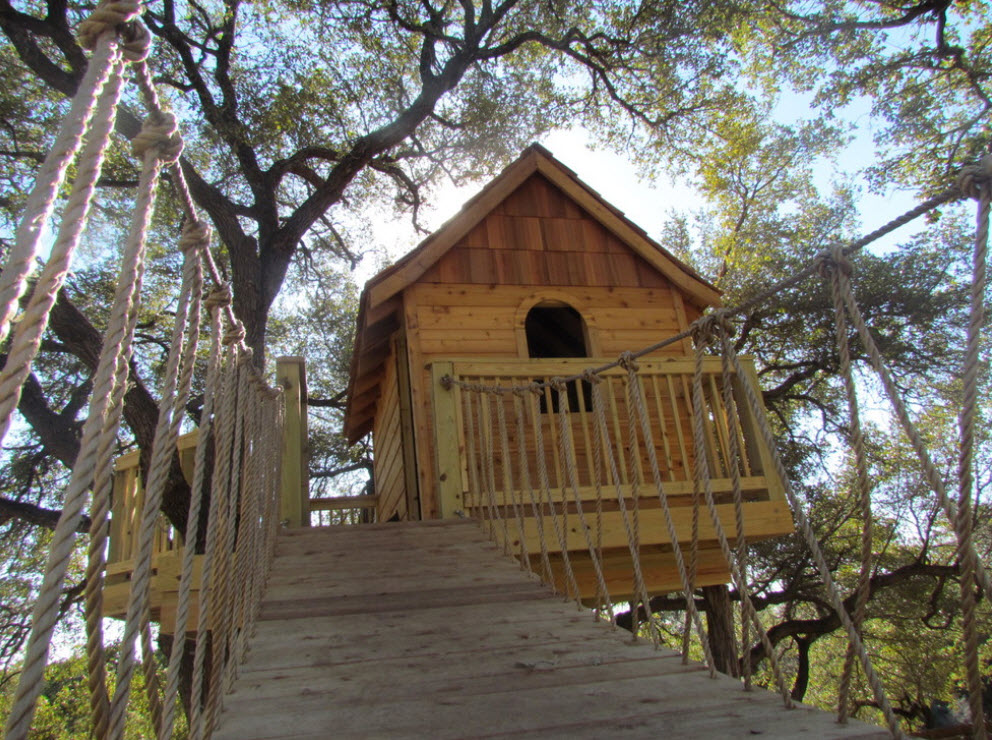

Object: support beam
[430,362,462,518]
[277,357,310,527]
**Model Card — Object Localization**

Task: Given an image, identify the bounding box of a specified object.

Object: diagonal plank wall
[213,519,889,740]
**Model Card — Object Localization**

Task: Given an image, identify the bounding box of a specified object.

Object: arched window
[525,302,591,412]
[525,303,588,359]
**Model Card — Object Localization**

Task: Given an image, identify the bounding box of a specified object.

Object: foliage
[0,646,187,738]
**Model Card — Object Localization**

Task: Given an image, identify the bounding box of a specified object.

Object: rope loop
[77,0,141,51]
[818,244,854,280]
[223,321,246,346]
[581,368,603,385]
[131,111,183,163]
[957,154,992,200]
[205,284,232,310]
[694,309,734,345]
[118,20,151,62]
[178,219,211,255]
[617,351,639,373]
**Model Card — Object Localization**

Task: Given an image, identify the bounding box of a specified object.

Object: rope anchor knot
[132,111,183,163]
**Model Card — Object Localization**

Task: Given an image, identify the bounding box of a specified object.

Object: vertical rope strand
[718,331,752,691]
[726,344,905,738]
[530,384,581,603]
[955,172,990,740]
[108,215,203,740]
[693,323,793,707]
[4,123,173,740]
[0,31,120,352]
[160,287,227,740]
[553,380,615,623]
[823,252,877,724]
[514,390,553,585]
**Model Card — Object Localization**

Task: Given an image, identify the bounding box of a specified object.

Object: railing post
[277,356,309,527]
[430,361,463,518]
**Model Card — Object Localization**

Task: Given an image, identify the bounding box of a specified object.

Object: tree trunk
[702,584,738,677]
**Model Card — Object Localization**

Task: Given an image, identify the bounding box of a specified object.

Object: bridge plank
[213,521,889,740]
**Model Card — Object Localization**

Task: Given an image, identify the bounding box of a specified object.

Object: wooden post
[277,356,310,527]
[430,361,463,518]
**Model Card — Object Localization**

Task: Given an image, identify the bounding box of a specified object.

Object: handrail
[433,355,786,518]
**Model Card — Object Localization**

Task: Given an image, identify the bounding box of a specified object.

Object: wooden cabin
[343,144,794,601]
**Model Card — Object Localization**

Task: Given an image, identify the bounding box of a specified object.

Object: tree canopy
[0,0,990,733]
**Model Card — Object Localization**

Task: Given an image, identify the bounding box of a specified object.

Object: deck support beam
[277,356,310,527]
[430,361,463,518]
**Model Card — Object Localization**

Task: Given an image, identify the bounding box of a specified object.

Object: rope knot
[817,244,854,280]
[223,321,246,346]
[132,111,183,162]
[179,220,211,254]
[617,351,639,373]
[205,284,232,310]
[528,381,545,397]
[694,309,734,343]
[77,0,141,50]
[440,374,454,391]
[549,377,568,393]
[957,154,992,200]
[581,368,603,385]
[118,20,151,61]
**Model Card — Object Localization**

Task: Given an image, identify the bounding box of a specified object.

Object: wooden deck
[212,519,889,739]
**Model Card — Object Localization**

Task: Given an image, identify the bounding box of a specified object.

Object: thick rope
[725,344,905,738]
[552,380,615,623]
[691,327,793,706]
[583,372,616,627]
[189,336,242,740]
[625,357,714,668]
[107,210,203,740]
[159,285,228,740]
[834,254,992,604]
[717,330,752,690]
[589,376,654,635]
[0,29,122,353]
[513,390,554,586]
[211,358,250,718]
[4,111,174,740]
[529,384,582,602]
[0,52,126,449]
[822,250,877,723]
[495,390,530,567]
[954,160,990,740]
[480,391,512,555]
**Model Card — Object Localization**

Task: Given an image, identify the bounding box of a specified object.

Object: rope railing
[0,4,285,739]
[442,159,992,738]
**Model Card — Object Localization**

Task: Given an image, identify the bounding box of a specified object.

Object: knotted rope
[2,2,284,736]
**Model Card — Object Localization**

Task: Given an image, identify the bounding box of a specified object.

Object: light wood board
[212,519,889,740]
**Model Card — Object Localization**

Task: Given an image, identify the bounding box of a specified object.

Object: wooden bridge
[211,519,886,739]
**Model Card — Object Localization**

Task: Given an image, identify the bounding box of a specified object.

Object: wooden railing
[430,356,794,599]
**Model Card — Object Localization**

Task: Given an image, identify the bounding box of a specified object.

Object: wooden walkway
[213,519,889,739]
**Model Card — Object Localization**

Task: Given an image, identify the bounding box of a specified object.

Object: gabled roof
[343,143,720,443]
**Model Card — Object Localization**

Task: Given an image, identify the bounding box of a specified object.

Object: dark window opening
[525,304,592,412]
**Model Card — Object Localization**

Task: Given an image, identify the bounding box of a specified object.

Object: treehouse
[343,143,794,601]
